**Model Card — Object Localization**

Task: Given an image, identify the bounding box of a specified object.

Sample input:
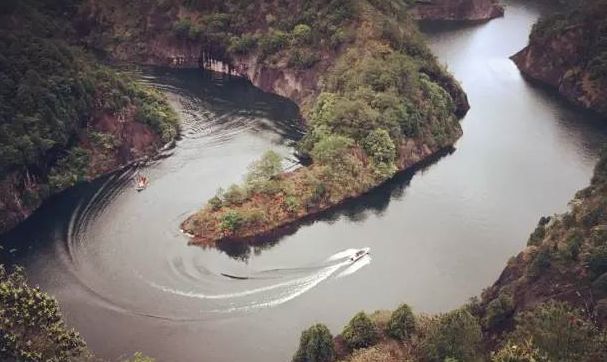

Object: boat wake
[145,247,371,313]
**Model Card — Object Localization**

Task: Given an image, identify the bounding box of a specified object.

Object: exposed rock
[411,0,504,21]
[512,3,607,117]
[0,111,164,234]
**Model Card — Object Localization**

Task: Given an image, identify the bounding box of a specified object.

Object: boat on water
[135,174,149,191]
[349,247,370,262]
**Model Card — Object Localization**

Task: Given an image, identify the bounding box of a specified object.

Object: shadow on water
[137,67,305,144]
[212,147,456,261]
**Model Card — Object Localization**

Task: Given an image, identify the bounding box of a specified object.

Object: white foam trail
[221,261,346,312]
[148,260,350,300]
[337,256,372,278]
[326,248,359,262]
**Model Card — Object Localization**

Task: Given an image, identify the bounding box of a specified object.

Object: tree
[510,301,604,361]
[293,324,335,362]
[421,309,482,362]
[245,150,283,192]
[310,135,353,167]
[292,24,313,45]
[386,303,416,341]
[342,312,379,350]
[491,340,547,362]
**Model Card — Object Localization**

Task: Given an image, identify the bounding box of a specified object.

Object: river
[2,1,607,361]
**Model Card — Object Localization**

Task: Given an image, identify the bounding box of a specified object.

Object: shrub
[527,248,551,278]
[245,150,283,192]
[293,324,335,362]
[285,195,300,213]
[173,18,193,38]
[220,210,245,232]
[208,195,223,210]
[291,24,313,45]
[587,245,607,277]
[421,309,482,362]
[259,30,289,56]
[342,312,379,350]
[363,128,396,164]
[222,184,248,205]
[0,266,88,361]
[229,34,257,55]
[48,147,90,192]
[310,135,353,166]
[288,48,320,69]
[510,301,601,361]
[527,217,550,246]
[491,340,546,362]
[386,303,416,341]
[484,292,514,329]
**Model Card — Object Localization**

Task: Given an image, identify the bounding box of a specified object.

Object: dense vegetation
[0,0,178,233]
[0,265,89,361]
[181,0,465,243]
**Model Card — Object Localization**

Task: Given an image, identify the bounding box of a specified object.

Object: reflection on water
[2,1,607,361]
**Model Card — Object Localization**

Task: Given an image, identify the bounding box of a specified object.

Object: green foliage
[509,301,605,361]
[48,147,90,192]
[342,312,379,350]
[0,265,88,361]
[293,324,335,362]
[259,30,289,56]
[229,34,257,55]
[484,292,514,329]
[222,184,248,205]
[291,24,313,45]
[288,48,321,69]
[421,309,482,362]
[220,210,245,232]
[386,303,416,341]
[173,18,193,39]
[527,248,551,278]
[527,217,550,246]
[310,135,354,166]
[586,244,607,277]
[245,150,283,193]
[491,340,547,362]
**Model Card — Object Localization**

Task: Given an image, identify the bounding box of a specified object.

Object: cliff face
[512,1,607,117]
[411,0,504,21]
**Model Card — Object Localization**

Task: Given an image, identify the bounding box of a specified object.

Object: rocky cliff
[411,0,504,21]
[512,0,607,117]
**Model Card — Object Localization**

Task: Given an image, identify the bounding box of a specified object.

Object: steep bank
[78,0,469,114]
[411,0,504,21]
[0,1,179,234]
[512,0,607,117]
[85,0,468,245]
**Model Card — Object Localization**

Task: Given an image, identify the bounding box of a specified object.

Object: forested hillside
[0,0,178,234]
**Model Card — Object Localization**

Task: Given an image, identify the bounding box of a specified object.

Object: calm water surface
[3,1,607,361]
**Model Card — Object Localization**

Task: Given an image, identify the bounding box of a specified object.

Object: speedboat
[349,247,370,262]
[135,175,149,191]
